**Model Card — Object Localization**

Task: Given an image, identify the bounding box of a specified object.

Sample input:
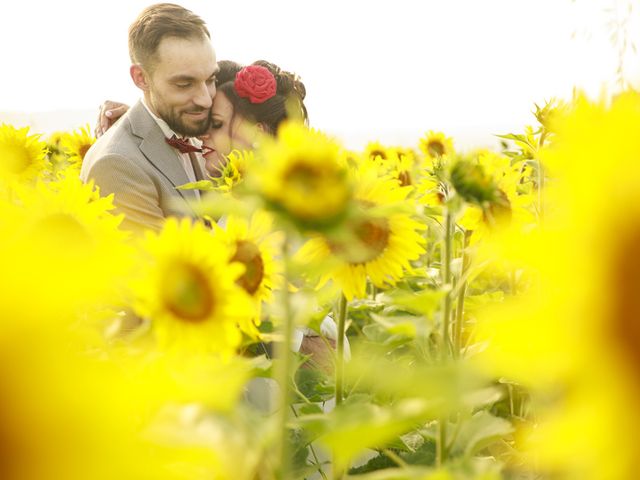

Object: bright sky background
[1,0,638,149]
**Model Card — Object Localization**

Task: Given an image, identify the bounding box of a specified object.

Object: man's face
[145,36,218,137]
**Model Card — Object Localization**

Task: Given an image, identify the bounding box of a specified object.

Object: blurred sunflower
[0,322,250,480]
[251,122,352,230]
[473,91,640,479]
[363,144,417,188]
[59,124,95,165]
[0,124,47,184]
[419,130,455,166]
[133,218,256,355]
[213,211,283,323]
[0,175,131,326]
[364,140,390,161]
[296,162,426,300]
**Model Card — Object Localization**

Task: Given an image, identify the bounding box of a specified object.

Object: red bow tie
[165,135,203,154]
[165,135,215,156]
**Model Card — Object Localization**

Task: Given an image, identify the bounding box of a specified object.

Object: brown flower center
[284,162,322,193]
[78,144,91,160]
[398,170,412,187]
[329,203,391,264]
[427,140,445,157]
[162,262,215,322]
[612,226,640,385]
[231,240,265,295]
[369,149,387,160]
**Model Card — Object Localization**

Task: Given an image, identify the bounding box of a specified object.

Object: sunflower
[133,218,256,355]
[0,123,47,184]
[0,175,132,326]
[213,211,283,321]
[250,121,352,230]
[419,130,455,166]
[457,151,536,243]
[364,140,390,161]
[296,162,426,300]
[0,317,256,480]
[472,91,640,479]
[363,144,417,188]
[59,124,95,165]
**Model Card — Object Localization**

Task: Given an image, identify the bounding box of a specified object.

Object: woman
[200,60,307,175]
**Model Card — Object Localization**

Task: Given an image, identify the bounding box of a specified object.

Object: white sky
[1,0,638,149]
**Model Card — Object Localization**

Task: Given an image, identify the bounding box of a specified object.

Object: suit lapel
[128,101,200,206]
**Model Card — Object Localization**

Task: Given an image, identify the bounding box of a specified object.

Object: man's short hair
[128,3,210,71]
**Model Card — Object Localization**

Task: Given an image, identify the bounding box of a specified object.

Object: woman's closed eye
[210,119,223,129]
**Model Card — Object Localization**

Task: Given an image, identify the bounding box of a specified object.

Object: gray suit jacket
[80,100,207,234]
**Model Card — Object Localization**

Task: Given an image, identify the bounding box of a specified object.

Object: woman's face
[199,92,256,176]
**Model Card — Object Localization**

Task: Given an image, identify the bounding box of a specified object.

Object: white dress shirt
[141,99,202,199]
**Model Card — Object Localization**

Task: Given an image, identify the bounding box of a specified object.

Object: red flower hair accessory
[234,65,277,104]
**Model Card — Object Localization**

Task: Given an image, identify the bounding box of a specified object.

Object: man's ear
[255,122,267,133]
[130,65,150,91]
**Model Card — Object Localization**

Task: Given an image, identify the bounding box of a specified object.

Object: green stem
[383,449,409,469]
[275,240,295,480]
[332,294,349,480]
[437,208,454,468]
[441,208,454,359]
[454,230,472,358]
[335,294,348,406]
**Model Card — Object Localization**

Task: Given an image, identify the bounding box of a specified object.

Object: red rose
[234,65,277,104]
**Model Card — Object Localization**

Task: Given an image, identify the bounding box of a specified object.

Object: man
[81,3,218,234]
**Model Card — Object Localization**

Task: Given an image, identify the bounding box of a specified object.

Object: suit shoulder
[81,118,142,179]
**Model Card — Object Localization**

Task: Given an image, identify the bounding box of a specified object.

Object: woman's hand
[95,100,130,137]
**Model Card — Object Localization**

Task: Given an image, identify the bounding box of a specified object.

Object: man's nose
[193,83,215,109]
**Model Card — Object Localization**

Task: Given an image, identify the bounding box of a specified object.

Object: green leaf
[461,386,504,411]
[370,313,420,338]
[297,398,431,472]
[345,351,487,415]
[343,466,439,480]
[381,289,445,319]
[176,179,215,191]
[450,411,514,458]
[294,368,334,403]
[298,403,323,415]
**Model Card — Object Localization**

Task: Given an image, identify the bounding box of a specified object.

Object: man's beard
[157,103,211,137]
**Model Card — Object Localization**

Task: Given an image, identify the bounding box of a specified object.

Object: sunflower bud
[450,159,499,206]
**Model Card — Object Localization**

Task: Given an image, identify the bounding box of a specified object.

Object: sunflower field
[1,91,640,480]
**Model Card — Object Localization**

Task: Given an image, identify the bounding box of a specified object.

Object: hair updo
[215,60,308,134]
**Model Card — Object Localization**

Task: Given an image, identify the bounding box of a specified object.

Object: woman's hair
[215,60,308,134]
